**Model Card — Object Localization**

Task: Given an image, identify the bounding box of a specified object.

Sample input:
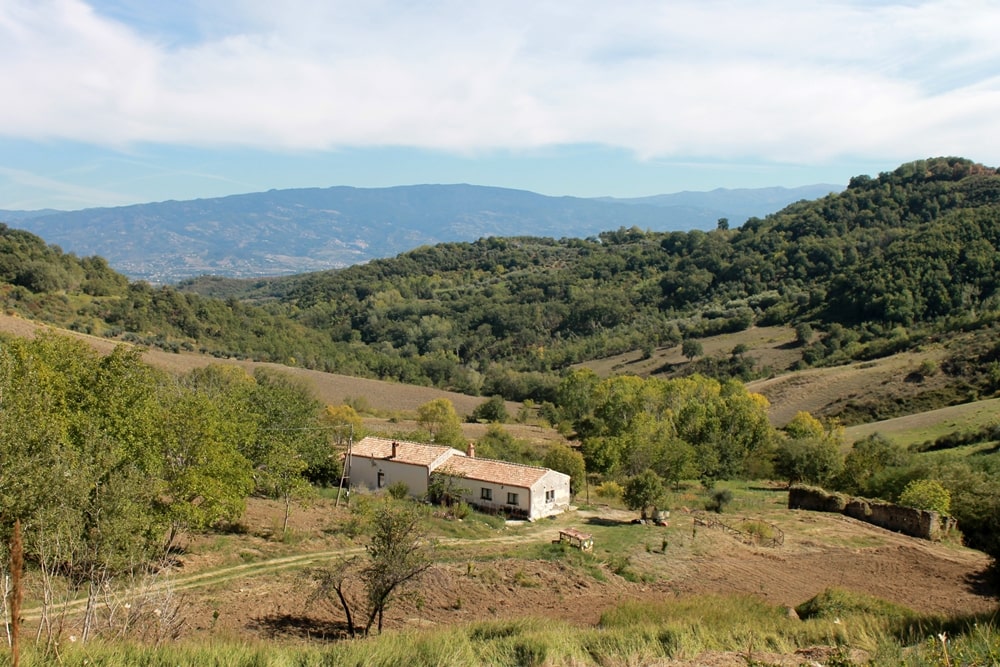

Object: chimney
[391,441,398,458]
[466,442,475,458]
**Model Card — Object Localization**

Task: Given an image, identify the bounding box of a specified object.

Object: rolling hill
[6,183,838,282]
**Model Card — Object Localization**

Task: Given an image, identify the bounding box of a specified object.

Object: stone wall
[788,485,957,541]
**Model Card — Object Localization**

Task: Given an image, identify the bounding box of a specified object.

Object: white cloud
[2,0,1000,165]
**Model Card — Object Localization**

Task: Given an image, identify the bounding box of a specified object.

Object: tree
[837,433,909,495]
[681,339,703,361]
[774,437,842,486]
[656,437,699,490]
[323,404,363,447]
[361,503,432,634]
[416,398,464,446]
[156,389,253,549]
[470,395,508,423]
[542,444,586,495]
[622,469,665,520]
[794,323,814,347]
[309,501,432,636]
[898,479,951,515]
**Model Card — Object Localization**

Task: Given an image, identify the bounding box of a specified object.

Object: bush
[705,489,733,513]
[471,395,509,423]
[595,481,623,500]
[387,481,410,500]
[795,587,915,621]
[450,501,472,520]
[898,479,951,515]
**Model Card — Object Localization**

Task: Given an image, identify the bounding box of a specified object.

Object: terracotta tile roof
[351,436,456,468]
[438,455,555,490]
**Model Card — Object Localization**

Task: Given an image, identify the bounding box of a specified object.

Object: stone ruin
[788,485,958,541]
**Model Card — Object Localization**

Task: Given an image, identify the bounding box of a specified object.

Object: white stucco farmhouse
[346,436,572,520]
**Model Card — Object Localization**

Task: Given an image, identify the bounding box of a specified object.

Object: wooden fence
[693,514,784,548]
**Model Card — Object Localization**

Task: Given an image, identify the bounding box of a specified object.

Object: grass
[844,396,1000,447]
[10,596,994,666]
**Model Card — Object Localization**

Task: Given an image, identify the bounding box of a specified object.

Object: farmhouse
[347,436,572,520]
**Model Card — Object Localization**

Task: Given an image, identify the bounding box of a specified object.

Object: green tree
[898,479,951,515]
[837,433,909,495]
[774,437,842,486]
[657,437,699,490]
[361,503,433,635]
[794,323,814,347]
[246,369,325,536]
[542,444,586,495]
[416,398,465,446]
[156,388,253,548]
[470,395,508,423]
[622,469,665,520]
[681,339,703,361]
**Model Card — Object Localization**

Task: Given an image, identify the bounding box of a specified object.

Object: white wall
[348,456,430,497]
[454,478,530,518]
[528,469,572,519]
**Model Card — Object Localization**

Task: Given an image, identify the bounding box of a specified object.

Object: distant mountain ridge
[5,183,841,283]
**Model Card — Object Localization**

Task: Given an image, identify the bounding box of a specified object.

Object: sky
[2,0,1000,211]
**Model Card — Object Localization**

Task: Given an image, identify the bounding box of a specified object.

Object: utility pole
[335,424,354,507]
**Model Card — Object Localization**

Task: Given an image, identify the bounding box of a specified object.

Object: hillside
[5,184,835,282]
[1,157,998,421]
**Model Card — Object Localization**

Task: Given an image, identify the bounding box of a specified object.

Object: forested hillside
[2,157,999,409]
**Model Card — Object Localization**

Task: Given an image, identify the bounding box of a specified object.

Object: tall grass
[2,595,996,666]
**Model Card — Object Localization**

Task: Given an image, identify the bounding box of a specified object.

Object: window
[545,489,555,503]
[481,487,492,501]
[507,492,519,505]
[377,471,385,488]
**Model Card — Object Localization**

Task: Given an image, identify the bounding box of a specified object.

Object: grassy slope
[843,397,1000,447]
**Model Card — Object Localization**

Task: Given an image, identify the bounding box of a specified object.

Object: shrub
[595,481,623,500]
[898,479,951,515]
[740,520,774,542]
[451,501,471,520]
[795,587,915,621]
[705,489,733,513]
[387,481,410,500]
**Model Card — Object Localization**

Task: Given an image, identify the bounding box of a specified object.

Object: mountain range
[1,183,840,283]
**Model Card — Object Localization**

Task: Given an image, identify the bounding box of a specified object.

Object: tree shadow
[584,516,632,527]
[248,613,352,641]
[965,566,999,600]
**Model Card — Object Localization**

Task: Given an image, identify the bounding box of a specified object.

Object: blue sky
[2,0,999,210]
